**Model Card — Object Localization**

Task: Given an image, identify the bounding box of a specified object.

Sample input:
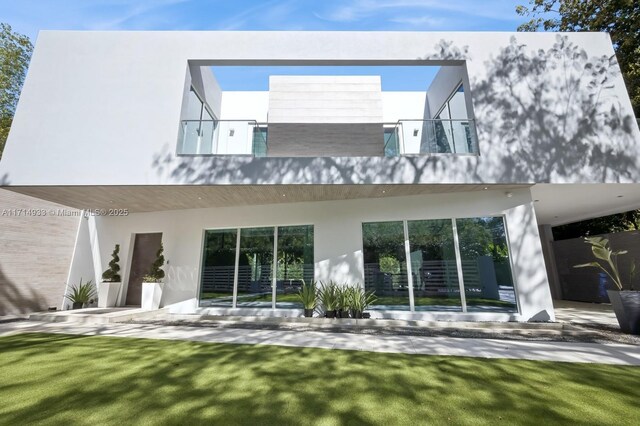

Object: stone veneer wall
[0,189,79,315]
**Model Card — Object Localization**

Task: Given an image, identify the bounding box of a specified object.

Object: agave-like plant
[65,278,96,304]
[574,236,636,291]
[319,281,339,312]
[297,280,318,310]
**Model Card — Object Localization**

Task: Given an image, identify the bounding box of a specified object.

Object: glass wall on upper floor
[431,84,476,154]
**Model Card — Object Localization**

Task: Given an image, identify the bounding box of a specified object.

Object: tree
[516,0,640,117]
[552,209,640,240]
[0,23,32,159]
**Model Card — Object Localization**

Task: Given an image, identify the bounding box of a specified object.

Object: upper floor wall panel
[1,31,638,186]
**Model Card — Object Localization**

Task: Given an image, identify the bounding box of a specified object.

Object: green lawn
[1,333,638,425]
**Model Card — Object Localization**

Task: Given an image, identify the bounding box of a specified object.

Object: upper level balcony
[178,71,478,158]
[177,118,478,157]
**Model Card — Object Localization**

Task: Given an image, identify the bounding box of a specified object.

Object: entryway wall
[66,187,553,321]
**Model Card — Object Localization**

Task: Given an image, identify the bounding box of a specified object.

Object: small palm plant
[297,280,318,317]
[574,236,636,291]
[102,244,121,282]
[65,278,96,309]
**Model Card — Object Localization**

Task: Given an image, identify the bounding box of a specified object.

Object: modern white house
[1,31,639,322]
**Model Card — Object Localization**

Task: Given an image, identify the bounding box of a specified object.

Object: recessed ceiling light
[282,194,286,197]
[198,197,202,200]
[505,192,513,198]
[382,190,386,194]
[483,187,488,190]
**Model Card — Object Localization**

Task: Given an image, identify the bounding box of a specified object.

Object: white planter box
[97,282,121,308]
[141,282,163,310]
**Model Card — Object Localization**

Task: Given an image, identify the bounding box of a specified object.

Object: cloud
[315,0,521,25]
[388,15,445,28]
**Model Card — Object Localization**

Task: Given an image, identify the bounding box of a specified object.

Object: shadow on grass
[0,333,639,425]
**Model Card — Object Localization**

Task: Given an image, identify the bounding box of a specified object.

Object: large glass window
[236,227,274,308]
[434,84,475,154]
[408,219,461,311]
[180,86,216,155]
[199,225,314,308]
[362,221,410,311]
[456,217,517,312]
[362,216,517,313]
[276,225,314,309]
[200,229,237,307]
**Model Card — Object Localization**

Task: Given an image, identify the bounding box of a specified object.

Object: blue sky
[0,0,526,90]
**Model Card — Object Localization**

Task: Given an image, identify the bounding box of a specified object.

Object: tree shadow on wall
[150,36,637,186]
[470,35,637,183]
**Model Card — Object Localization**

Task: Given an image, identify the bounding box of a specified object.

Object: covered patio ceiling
[7,184,528,213]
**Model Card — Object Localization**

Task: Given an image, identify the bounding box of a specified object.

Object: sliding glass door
[236,227,274,308]
[408,219,461,311]
[199,225,314,309]
[200,229,237,307]
[362,216,518,313]
[362,221,410,311]
[276,225,314,309]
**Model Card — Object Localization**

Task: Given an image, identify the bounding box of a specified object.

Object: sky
[0,0,526,90]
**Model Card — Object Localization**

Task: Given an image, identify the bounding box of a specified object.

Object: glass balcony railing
[178,118,477,157]
[178,120,267,156]
[384,119,478,157]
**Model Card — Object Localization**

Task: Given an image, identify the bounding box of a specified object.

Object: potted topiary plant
[98,244,122,308]
[141,243,165,310]
[65,278,96,310]
[574,236,639,335]
[297,280,317,317]
[319,281,339,318]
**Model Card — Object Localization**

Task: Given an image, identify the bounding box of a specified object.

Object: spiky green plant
[347,285,378,313]
[574,236,636,291]
[65,278,96,304]
[297,280,318,310]
[143,243,165,283]
[340,285,354,310]
[318,281,339,312]
[102,244,121,282]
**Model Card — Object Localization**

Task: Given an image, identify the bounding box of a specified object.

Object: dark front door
[126,233,163,306]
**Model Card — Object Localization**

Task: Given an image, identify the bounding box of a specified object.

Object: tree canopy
[552,209,640,240]
[516,0,640,117]
[0,23,32,159]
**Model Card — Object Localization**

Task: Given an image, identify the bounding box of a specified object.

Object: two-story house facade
[1,31,639,321]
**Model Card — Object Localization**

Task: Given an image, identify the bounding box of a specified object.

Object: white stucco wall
[73,188,553,321]
[1,31,637,186]
[220,91,269,121]
[381,92,427,122]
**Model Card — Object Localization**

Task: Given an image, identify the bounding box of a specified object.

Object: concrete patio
[2,318,639,366]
